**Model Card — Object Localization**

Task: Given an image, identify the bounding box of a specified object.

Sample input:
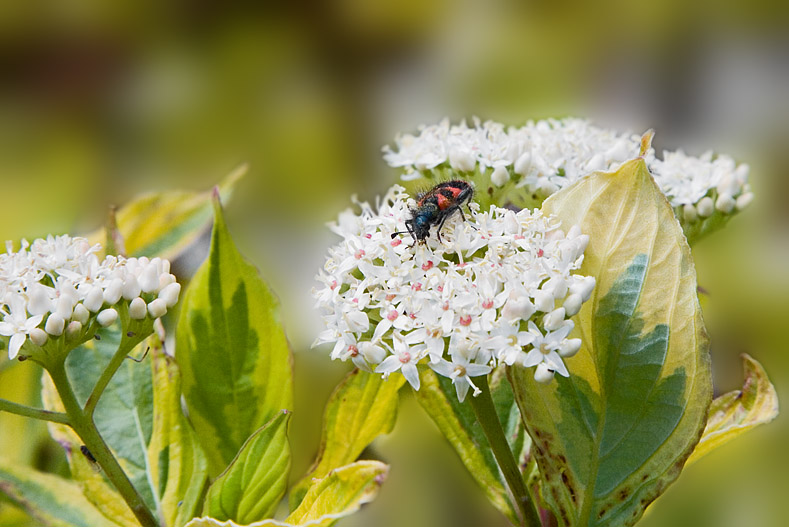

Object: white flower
[0,234,180,360]
[313,186,594,400]
[383,117,752,215]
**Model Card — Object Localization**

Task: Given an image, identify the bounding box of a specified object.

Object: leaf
[88,165,245,259]
[285,460,388,526]
[203,411,291,524]
[508,157,712,526]
[686,354,778,466]
[184,461,388,527]
[176,195,293,475]
[0,362,49,467]
[0,458,119,527]
[411,366,522,524]
[290,369,403,509]
[41,329,208,527]
[148,341,209,527]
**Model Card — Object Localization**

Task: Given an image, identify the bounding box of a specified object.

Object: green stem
[84,335,139,417]
[470,375,541,527]
[0,398,70,425]
[47,358,160,527]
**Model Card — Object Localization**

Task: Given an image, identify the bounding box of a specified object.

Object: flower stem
[47,358,160,527]
[84,333,143,417]
[0,397,70,425]
[469,375,541,527]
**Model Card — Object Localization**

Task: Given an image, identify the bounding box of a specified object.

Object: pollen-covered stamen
[348,344,359,357]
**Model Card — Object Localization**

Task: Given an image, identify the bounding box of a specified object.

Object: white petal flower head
[0,235,179,361]
[313,185,595,400]
[383,118,752,226]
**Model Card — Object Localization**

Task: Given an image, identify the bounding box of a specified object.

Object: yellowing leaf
[0,458,120,527]
[290,369,403,509]
[88,165,244,259]
[686,354,778,466]
[509,157,712,526]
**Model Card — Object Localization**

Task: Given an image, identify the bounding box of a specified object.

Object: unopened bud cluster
[0,235,180,360]
[382,118,751,238]
[313,186,595,401]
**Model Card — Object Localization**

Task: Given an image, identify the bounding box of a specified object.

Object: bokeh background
[0,1,787,526]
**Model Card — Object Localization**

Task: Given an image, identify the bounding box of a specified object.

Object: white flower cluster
[0,235,181,360]
[313,186,595,401]
[382,117,752,214]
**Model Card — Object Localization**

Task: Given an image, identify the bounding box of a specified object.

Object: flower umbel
[313,186,595,400]
[0,235,180,361]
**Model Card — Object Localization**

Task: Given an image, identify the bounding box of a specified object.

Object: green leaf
[412,366,522,524]
[686,354,778,466]
[203,411,291,524]
[176,195,293,475]
[88,164,245,259]
[508,157,712,526]
[0,458,119,527]
[184,461,388,527]
[290,369,403,510]
[41,329,207,527]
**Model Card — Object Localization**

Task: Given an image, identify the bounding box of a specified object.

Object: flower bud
[158,282,181,308]
[585,153,605,172]
[54,296,73,320]
[97,309,118,327]
[45,314,65,336]
[569,276,596,302]
[715,193,736,214]
[683,204,698,223]
[534,363,555,383]
[563,293,583,317]
[139,265,160,293]
[84,287,104,312]
[29,328,48,346]
[72,304,89,324]
[66,321,83,340]
[736,192,753,211]
[559,338,582,358]
[147,299,167,319]
[103,279,123,305]
[544,276,568,299]
[514,152,532,175]
[543,307,566,331]
[697,196,714,217]
[159,273,176,289]
[122,276,141,301]
[129,297,147,320]
[491,166,510,187]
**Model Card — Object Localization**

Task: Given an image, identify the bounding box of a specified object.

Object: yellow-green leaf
[0,458,119,527]
[286,460,388,526]
[686,354,778,466]
[176,195,293,475]
[290,369,403,509]
[88,164,245,259]
[203,411,291,524]
[509,157,712,526]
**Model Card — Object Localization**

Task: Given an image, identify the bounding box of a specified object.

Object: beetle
[392,180,474,243]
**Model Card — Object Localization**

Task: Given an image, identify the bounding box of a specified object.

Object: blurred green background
[0,1,786,526]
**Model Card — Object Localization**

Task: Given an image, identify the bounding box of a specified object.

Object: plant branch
[0,397,70,425]
[470,374,542,527]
